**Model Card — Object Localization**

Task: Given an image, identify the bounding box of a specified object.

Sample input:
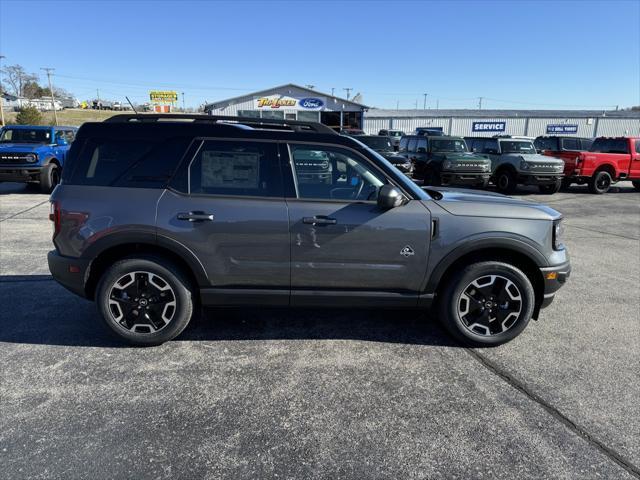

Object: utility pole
[0,55,5,126]
[396,100,399,110]
[478,96,484,110]
[343,88,352,100]
[436,99,439,110]
[182,92,186,112]
[423,93,428,110]
[331,87,335,97]
[41,67,58,125]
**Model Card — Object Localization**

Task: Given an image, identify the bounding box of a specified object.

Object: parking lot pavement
[1,181,639,479]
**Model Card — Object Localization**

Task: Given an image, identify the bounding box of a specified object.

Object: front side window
[290,145,386,201]
[189,140,282,197]
[562,138,580,150]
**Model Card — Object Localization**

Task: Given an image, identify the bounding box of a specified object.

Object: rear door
[630,139,640,178]
[284,142,431,306]
[156,138,290,303]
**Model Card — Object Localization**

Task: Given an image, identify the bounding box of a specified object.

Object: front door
[284,143,431,306]
[156,139,290,303]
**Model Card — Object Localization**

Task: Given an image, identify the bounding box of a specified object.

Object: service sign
[150,91,178,103]
[546,124,578,134]
[256,96,297,109]
[472,121,506,133]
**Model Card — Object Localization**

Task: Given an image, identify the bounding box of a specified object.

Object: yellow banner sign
[256,97,297,108]
[150,91,178,103]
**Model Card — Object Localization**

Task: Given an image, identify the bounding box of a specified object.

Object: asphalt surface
[0,181,638,479]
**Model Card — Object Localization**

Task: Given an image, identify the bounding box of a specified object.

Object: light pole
[0,55,5,126]
[41,67,58,125]
[182,92,185,112]
[423,93,428,110]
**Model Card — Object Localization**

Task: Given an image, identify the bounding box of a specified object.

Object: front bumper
[539,260,571,309]
[441,172,490,186]
[0,167,43,182]
[48,250,91,299]
[517,173,563,185]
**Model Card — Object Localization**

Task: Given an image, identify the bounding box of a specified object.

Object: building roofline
[205,83,369,110]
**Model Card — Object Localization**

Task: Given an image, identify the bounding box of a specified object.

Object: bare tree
[0,64,38,97]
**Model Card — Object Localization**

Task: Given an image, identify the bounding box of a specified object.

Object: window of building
[261,110,284,119]
[238,110,260,118]
[297,111,320,122]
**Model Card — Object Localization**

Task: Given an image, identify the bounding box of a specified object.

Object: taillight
[49,201,61,239]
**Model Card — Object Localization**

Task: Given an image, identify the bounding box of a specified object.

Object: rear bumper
[539,260,571,309]
[0,167,42,182]
[47,250,91,299]
[441,172,490,186]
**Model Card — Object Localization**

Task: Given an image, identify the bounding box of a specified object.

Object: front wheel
[96,256,194,346]
[437,261,535,347]
[39,163,60,193]
[588,170,612,194]
[538,178,562,194]
[495,169,517,194]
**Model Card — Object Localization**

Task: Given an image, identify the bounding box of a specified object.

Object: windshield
[0,128,51,144]
[358,136,393,150]
[534,137,558,151]
[500,140,536,154]
[389,131,403,137]
[430,139,468,153]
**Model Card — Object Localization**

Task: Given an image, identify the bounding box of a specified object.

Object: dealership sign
[299,97,324,109]
[546,124,578,134]
[149,90,178,103]
[472,122,506,132]
[256,96,297,108]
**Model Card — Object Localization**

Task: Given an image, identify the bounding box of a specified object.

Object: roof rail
[104,113,337,134]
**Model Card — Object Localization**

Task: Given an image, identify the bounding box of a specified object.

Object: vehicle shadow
[0,276,456,349]
[0,182,44,195]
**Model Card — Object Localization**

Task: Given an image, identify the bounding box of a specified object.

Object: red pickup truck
[544,137,640,194]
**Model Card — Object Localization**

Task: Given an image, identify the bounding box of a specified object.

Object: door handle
[303,216,337,226]
[177,211,215,222]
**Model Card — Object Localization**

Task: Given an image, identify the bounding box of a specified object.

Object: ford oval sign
[299,97,324,109]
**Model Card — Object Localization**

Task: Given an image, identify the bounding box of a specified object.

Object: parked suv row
[48,114,570,347]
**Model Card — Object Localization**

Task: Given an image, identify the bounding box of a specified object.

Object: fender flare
[80,230,209,286]
[423,234,548,293]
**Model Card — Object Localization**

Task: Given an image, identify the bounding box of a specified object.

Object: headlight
[482,163,491,171]
[443,160,452,170]
[553,219,565,250]
[554,164,564,171]
[25,154,37,163]
[520,160,530,170]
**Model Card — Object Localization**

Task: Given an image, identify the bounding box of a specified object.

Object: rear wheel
[96,256,194,346]
[632,180,640,191]
[39,163,60,193]
[538,178,562,194]
[588,170,612,194]
[437,261,535,347]
[495,169,517,194]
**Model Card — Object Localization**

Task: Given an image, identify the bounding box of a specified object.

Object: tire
[437,261,535,347]
[96,256,194,346]
[495,169,517,194]
[39,163,60,193]
[588,170,612,194]
[538,178,562,194]
[560,178,572,191]
[632,180,640,191]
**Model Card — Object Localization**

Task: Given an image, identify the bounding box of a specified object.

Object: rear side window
[398,137,409,152]
[416,137,427,152]
[590,138,629,154]
[636,140,640,154]
[534,137,558,151]
[581,138,593,151]
[562,138,580,150]
[407,137,418,153]
[68,137,190,188]
[188,140,282,197]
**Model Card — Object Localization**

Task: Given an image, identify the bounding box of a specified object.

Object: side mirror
[56,137,68,146]
[377,184,404,209]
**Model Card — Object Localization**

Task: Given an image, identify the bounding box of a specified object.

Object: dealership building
[204,84,368,130]
[204,84,640,137]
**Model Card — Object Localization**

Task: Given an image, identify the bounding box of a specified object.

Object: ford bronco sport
[466,136,565,194]
[48,114,570,347]
[0,125,77,192]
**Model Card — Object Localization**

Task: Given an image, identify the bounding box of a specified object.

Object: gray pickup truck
[466,136,565,194]
[48,114,570,347]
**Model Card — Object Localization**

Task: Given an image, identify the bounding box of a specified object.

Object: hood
[438,152,491,164]
[0,143,45,154]
[506,153,564,165]
[424,187,561,221]
[382,153,410,164]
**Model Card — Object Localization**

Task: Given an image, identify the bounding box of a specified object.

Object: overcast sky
[1,0,639,109]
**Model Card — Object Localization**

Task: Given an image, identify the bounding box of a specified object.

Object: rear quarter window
[67,137,191,188]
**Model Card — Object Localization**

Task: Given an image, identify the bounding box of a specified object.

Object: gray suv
[466,136,565,194]
[48,114,570,347]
